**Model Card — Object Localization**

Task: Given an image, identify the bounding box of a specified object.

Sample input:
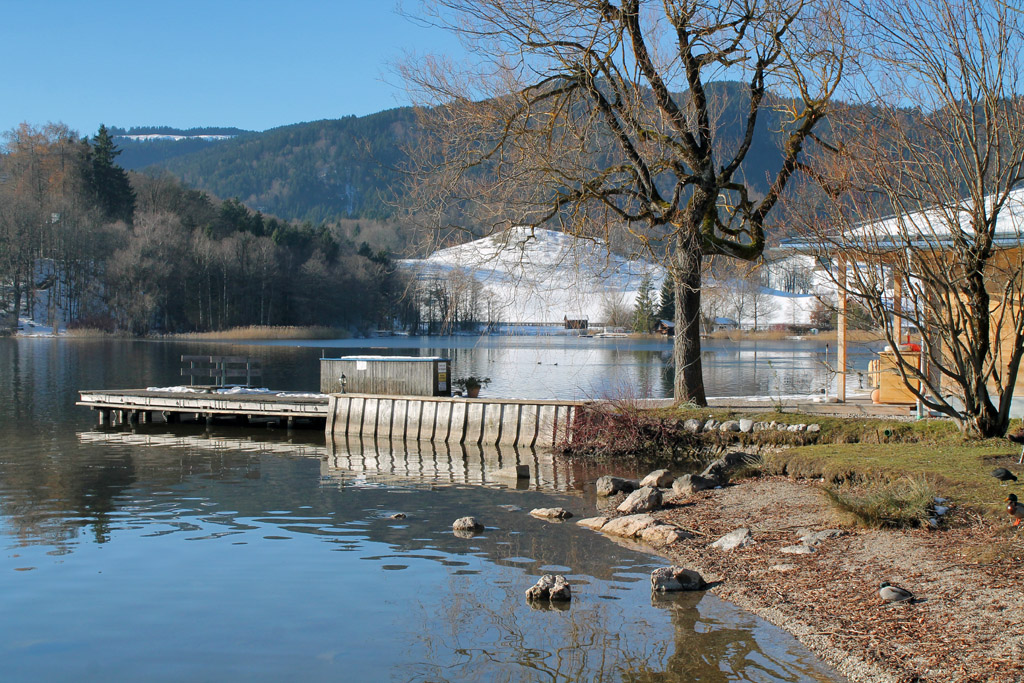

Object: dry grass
[167,326,349,340]
[822,476,937,528]
[63,328,131,338]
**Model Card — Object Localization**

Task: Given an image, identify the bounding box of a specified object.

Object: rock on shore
[577,513,692,546]
[616,486,663,514]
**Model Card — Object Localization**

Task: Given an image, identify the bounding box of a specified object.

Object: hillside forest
[0,123,413,335]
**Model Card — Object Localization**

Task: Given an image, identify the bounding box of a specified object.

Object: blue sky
[0,1,459,136]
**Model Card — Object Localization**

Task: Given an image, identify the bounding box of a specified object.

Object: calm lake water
[0,336,849,682]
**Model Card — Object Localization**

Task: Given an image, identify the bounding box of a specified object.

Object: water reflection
[0,338,845,681]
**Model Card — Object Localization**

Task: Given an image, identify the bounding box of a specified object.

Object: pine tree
[657,278,675,322]
[632,272,657,333]
[85,124,135,223]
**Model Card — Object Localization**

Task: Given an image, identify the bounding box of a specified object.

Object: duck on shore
[992,468,1018,484]
[1007,494,1024,527]
[879,582,915,604]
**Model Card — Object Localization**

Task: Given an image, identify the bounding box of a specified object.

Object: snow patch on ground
[15,317,60,337]
[400,227,819,327]
[399,227,666,324]
[146,386,326,398]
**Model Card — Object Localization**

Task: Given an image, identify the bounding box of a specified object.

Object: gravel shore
[625,477,1024,683]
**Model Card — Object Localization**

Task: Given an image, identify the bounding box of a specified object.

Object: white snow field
[400,227,818,328]
[400,227,666,324]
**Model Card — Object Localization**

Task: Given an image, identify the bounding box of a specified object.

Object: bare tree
[400,0,845,404]
[746,270,778,330]
[801,0,1024,436]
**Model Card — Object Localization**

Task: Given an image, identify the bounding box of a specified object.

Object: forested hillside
[0,123,410,335]
[149,109,417,225]
[132,83,797,231]
[112,126,252,170]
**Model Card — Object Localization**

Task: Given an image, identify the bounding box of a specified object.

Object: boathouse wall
[326,393,585,448]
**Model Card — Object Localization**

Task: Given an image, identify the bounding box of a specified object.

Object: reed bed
[168,326,348,340]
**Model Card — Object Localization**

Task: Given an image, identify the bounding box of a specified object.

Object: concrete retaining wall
[325,394,586,448]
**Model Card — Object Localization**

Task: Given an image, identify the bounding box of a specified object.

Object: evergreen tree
[656,278,674,322]
[632,272,657,333]
[85,124,135,222]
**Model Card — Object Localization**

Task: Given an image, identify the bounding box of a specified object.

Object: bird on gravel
[879,582,915,604]
[1006,494,1024,527]
[992,468,1018,484]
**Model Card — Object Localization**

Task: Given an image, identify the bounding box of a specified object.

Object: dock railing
[181,355,262,387]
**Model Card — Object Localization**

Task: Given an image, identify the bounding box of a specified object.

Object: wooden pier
[77,388,586,447]
[77,389,329,429]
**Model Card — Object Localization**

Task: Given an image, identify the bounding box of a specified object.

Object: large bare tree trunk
[673,236,706,405]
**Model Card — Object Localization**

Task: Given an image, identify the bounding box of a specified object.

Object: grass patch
[765,439,1022,519]
[823,476,936,528]
[167,326,349,340]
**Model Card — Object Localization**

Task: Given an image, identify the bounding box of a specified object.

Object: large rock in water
[616,486,663,514]
[639,469,674,488]
[526,574,572,601]
[651,566,705,592]
[452,516,485,532]
[530,507,573,520]
[596,476,637,497]
[672,474,717,497]
[576,516,610,531]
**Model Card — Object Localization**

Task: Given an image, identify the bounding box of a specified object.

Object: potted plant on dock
[454,375,491,398]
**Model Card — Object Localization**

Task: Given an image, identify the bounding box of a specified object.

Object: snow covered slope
[399,227,665,324]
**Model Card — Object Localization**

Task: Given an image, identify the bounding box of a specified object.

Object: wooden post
[893,274,903,345]
[837,257,848,403]
[98,409,111,426]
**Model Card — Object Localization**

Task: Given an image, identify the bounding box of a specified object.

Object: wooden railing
[181,355,261,387]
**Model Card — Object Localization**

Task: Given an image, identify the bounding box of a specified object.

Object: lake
[0,336,850,681]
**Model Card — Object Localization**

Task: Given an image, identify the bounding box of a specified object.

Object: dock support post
[98,409,111,426]
[164,411,180,424]
[287,416,295,430]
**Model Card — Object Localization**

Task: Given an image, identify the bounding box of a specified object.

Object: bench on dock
[181,355,261,387]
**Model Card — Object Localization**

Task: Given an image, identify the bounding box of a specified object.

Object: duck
[992,468,1018,483]
[1007,494,1024,527]
[879,581,915,603]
